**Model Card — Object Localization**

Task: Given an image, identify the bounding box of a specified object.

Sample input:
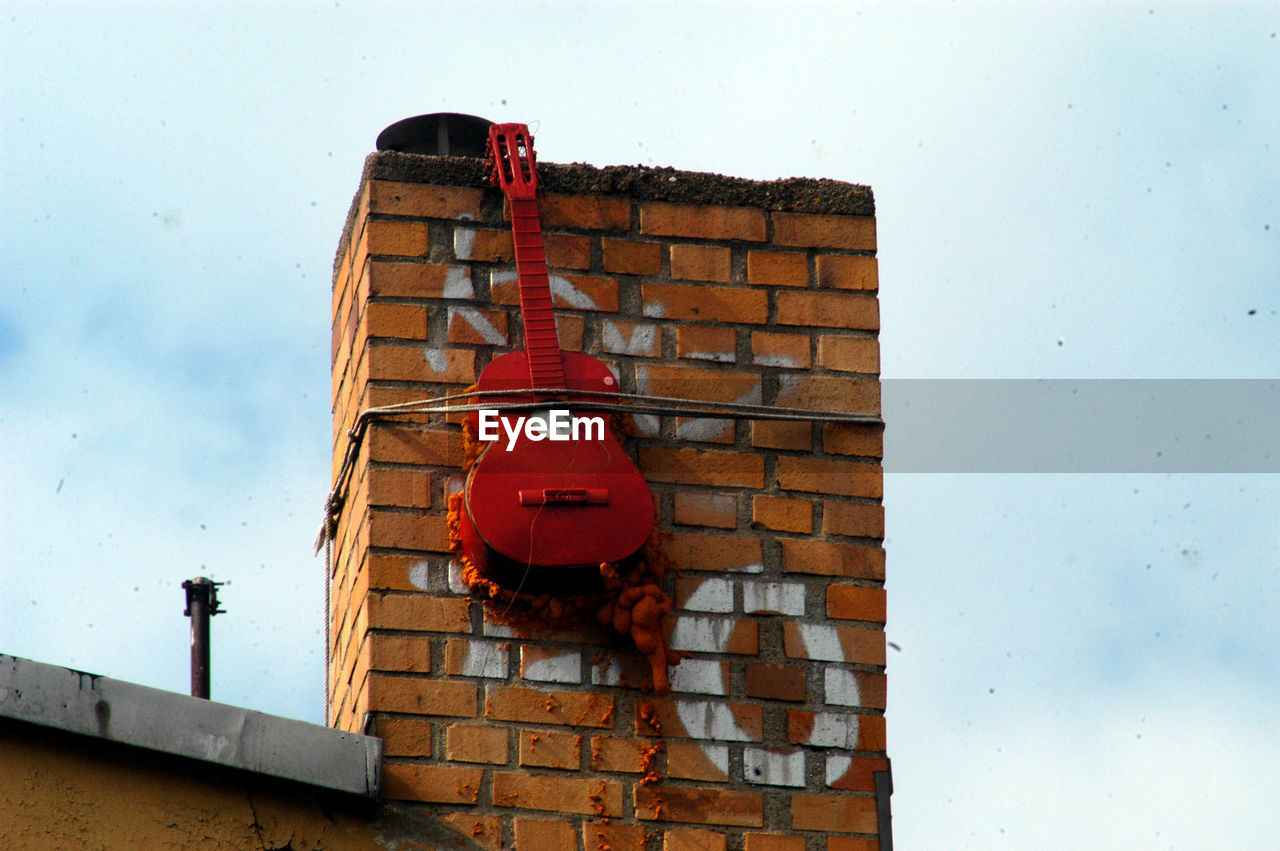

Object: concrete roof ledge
[0,653,380,798]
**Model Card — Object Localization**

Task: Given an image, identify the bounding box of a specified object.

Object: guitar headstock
[487,123,538,200]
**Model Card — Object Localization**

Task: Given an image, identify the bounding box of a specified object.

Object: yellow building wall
[0,721,454,850]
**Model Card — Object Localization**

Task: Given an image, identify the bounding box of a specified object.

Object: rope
[314,387,883,552]
[324,533,331,725]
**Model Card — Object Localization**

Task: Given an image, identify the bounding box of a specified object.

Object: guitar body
[459,122,654,594]
[460,351,654,593]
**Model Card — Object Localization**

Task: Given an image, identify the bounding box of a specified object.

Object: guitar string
[471,401,620,686]
[473,422,548,685]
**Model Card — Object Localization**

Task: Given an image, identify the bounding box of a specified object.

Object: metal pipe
[375,113,494,157]
[182,577,223,699]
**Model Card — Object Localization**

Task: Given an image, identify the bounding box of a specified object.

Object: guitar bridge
[519,488,610,506]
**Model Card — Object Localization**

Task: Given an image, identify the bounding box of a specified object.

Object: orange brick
[440,814,503,850]
[641,283,768,324]
[674,413,733,447]
[602,319,660,357]
[364,219,430,257]
[783,622,885,666]
[827,584,887,623]
[673,492,737,529]
[827,838,880,851]
[790,793,878,833]
[332,298,353,366]
[493,772,623,817]
[444,637,512,677]
[747,250,808,287]
[818,254,878,290]
[584,821,646,851]
[780,539,885,581]
[541,193,630,230]
[818,335,879,374]
[858,714,887,751]
[663,531,763,573]
[381,763,481,804]
[670,244,732,283]
[446,723,510,764]
[520,729,583,769]
[485,685,615,728]
[365,509,451,552]
[519,645,583,684]
[777,457,882,498]
[750,420,812,451]
[637,699,763,740]
[513,817,576,851]
[673,576,726,612]
[640,202,766,242]
[366,343,476,384]
[544,232,592,270]
[366,633,431,673]
[365,260,475,300]
[365,426,458,466]
[447,306,509,345]
[666,741,730,782]
[777,291,878,330]
[454,227,513,262]
[634,785,763,827]
[365,301,429,341]
[745,663,807,702]
[827,756,891,792]
[334,238,354,305]
[676,325,736,363]
[638,363,760,408]
[664,828,728,851]
[638,448,765,489]
[366,467,430,509]
[365,593,471,633]
[822,423,884,457]
[602,238,663,275]
[555,313,585,351]
[366,181,483,219]
[751,495,813,534]
[744,835,807,851]
[374,717,431,757]
[772,212,876,251]
[750,331,810,369]
[823,502,885,539]
[364,553,428,593]
[492,272,620,312]
[367,674,477,716]
[589,735,647,773]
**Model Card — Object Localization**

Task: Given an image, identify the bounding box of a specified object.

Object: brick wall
[328,150,889,850]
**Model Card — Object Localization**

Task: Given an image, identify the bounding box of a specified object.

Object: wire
[315,387,883,550]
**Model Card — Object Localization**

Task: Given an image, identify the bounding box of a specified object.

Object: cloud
[894,680,1280,848]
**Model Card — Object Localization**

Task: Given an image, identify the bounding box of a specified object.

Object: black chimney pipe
[182,577,223,699]
[375,112,494,157]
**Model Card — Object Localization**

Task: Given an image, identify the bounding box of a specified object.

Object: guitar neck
[508,197,567,391]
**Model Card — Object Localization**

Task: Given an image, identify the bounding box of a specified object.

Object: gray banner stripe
[882,380,1280,473]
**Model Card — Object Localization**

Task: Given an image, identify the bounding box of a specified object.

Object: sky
[1,2,1277,847]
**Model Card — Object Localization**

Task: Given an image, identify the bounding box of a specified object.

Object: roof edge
[0,653,381,798]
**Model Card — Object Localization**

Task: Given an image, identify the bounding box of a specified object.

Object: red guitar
[457,124,654,594]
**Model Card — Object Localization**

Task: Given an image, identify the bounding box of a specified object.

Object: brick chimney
[327,123,889,850]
